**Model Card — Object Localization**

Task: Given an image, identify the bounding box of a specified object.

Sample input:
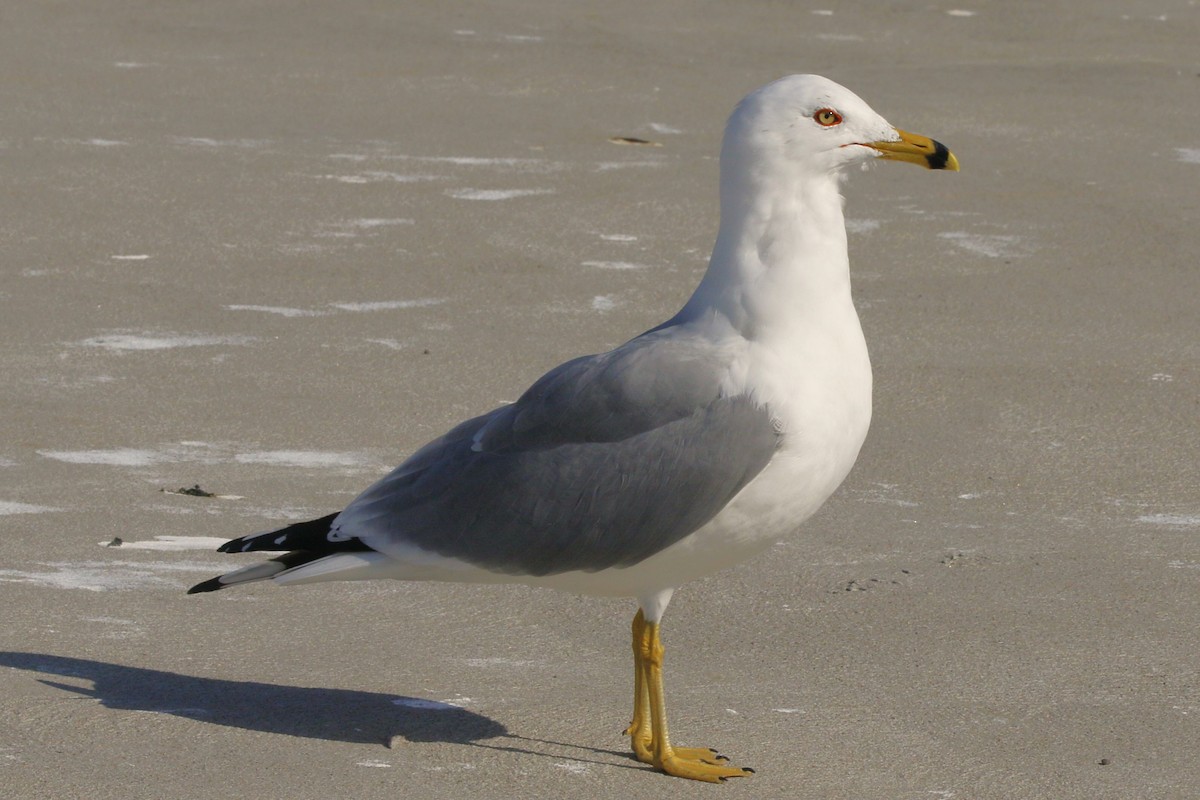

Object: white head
[678,75,958,333]
[722,74,958,179]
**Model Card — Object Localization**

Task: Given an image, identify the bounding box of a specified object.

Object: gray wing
[335,325,781,577]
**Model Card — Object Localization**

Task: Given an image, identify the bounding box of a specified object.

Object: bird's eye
[814,108,843,127]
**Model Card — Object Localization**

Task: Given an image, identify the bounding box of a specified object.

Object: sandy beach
[1,1,1198,797]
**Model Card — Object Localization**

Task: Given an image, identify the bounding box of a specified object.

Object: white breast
[690,306,872,554]
[539,300,873,600]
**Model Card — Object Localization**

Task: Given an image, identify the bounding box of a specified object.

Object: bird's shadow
[0,651,505,745]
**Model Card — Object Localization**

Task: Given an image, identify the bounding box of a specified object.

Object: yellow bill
[869,129,959,171]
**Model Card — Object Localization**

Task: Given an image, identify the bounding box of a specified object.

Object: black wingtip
[187,576,225,595]
[215,513,352,555]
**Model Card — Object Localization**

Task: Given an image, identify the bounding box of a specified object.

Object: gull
[190,74,958,782]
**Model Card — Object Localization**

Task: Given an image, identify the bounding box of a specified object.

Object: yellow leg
[623,610,653,762]
[623,610,753,782]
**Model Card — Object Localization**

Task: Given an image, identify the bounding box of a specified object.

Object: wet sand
[1,2,1198,798]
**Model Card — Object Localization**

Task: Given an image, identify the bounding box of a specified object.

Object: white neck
[674,155,853,343]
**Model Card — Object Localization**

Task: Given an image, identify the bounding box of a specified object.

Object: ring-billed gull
[190,74,958,782]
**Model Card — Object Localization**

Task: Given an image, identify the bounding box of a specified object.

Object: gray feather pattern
[337,325,781,576]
